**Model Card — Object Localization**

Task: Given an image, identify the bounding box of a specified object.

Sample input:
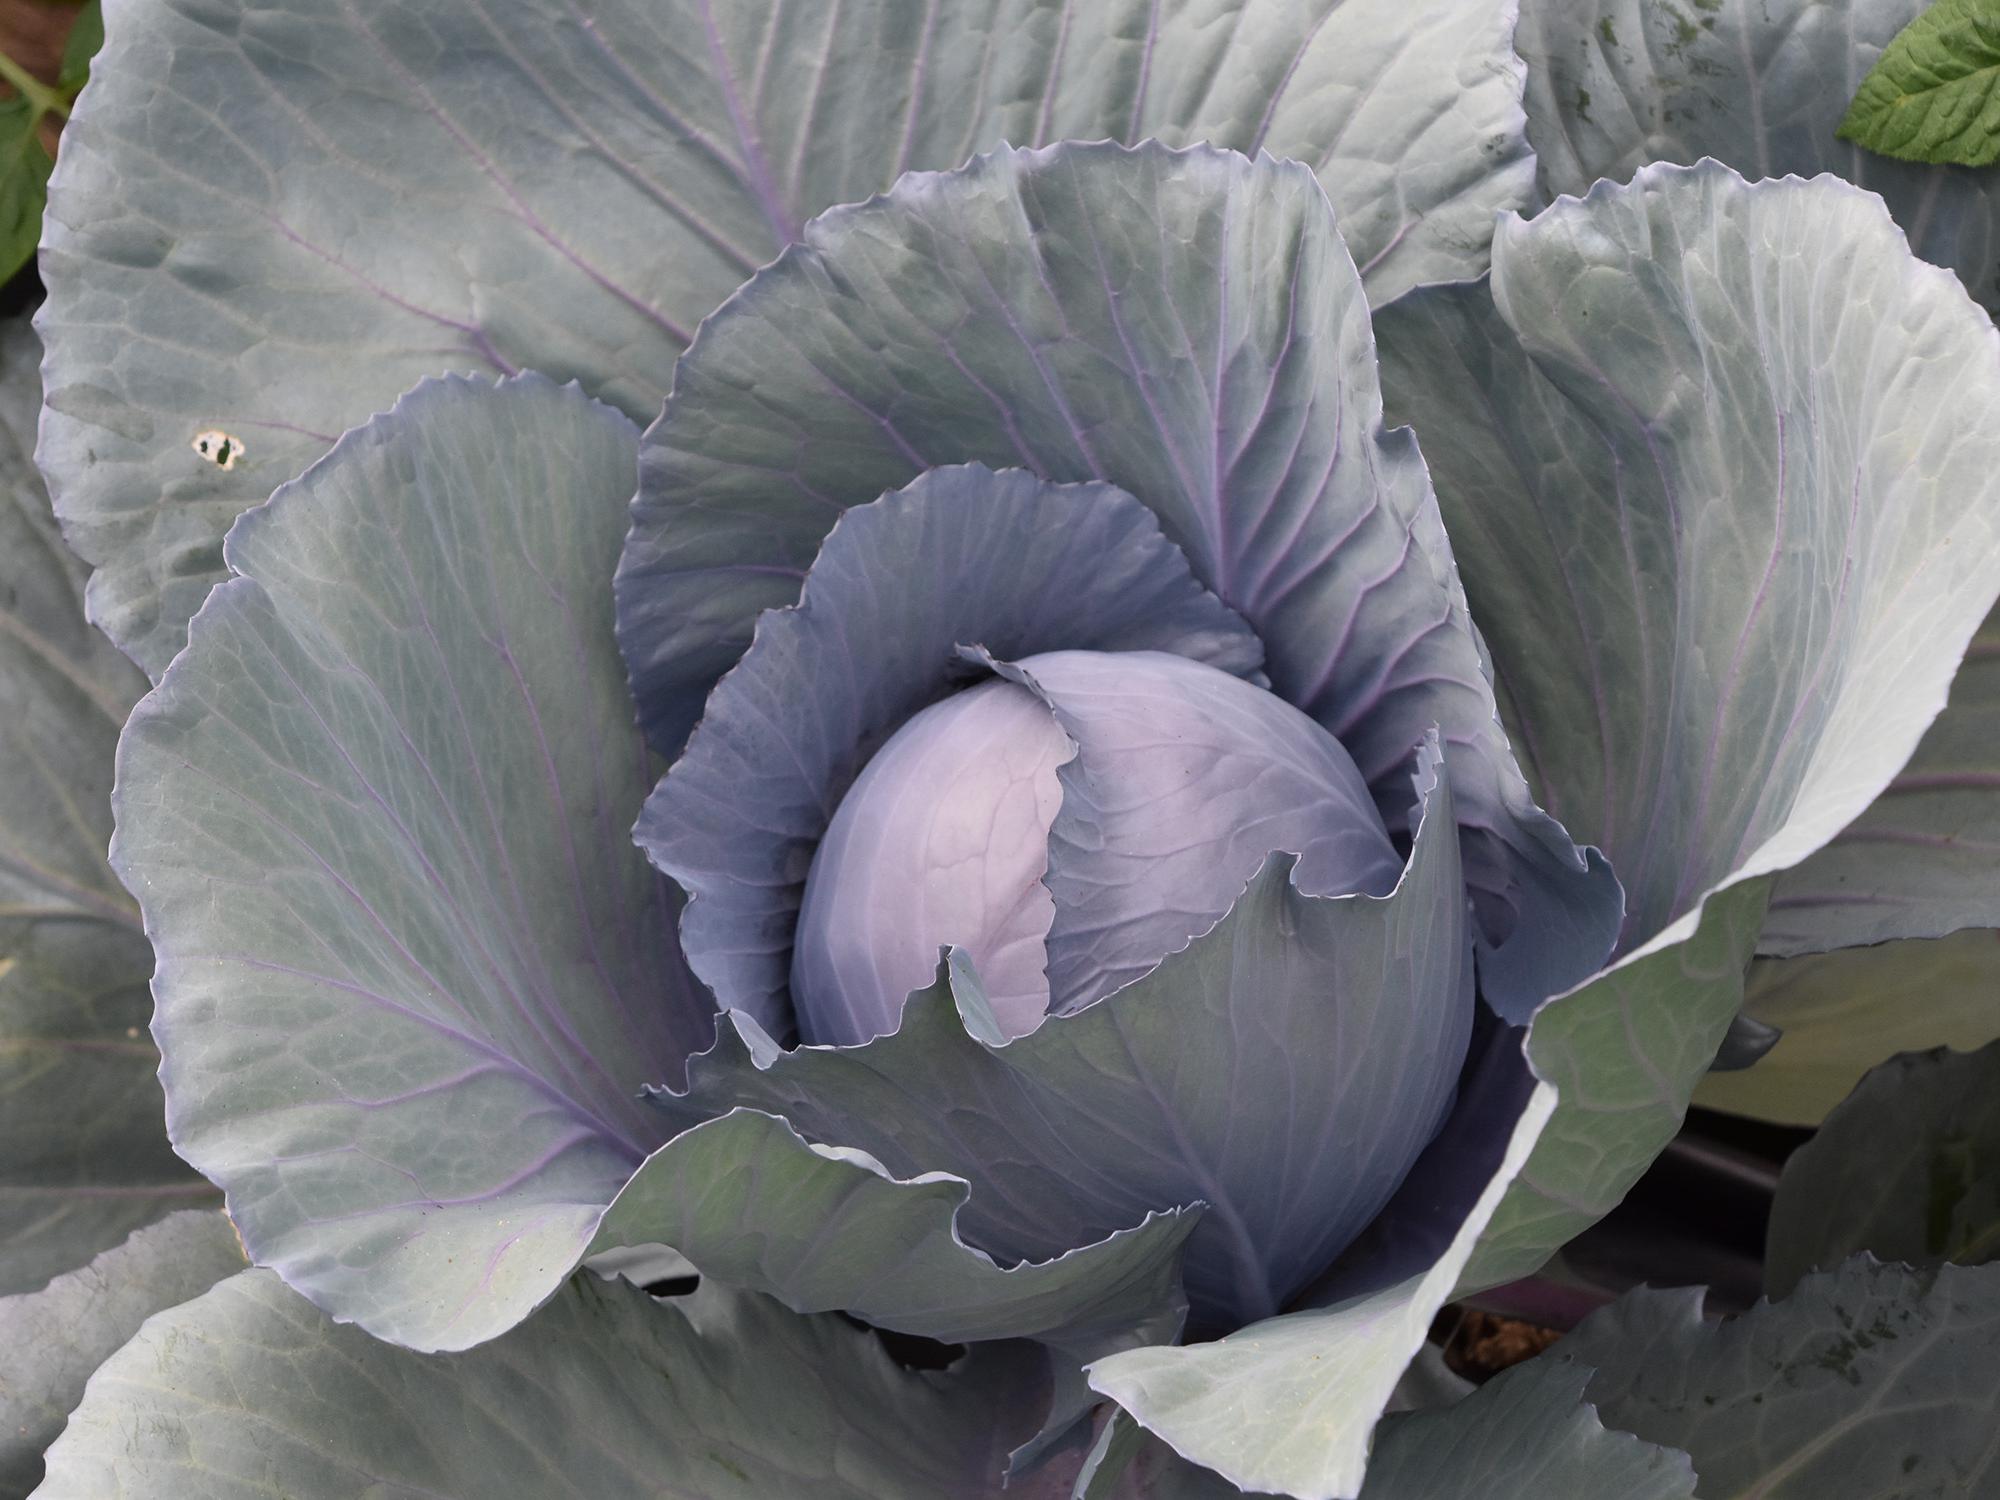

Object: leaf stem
[0,48,68,121]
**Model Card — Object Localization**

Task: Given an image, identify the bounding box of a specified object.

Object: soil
[1431,1307,1564,1382]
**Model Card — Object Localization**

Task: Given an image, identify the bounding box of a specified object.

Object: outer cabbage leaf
[112,373,1187,1359]
[1762,602,2000,955]
[649,759,1486,1499]
[1079,879,1766,1496]
[1695,931,2000,1125]
[40,0,1534,678]
[1554,1259,2000,1500]
[588,1107,1199,1350]
[1517,0,2000,314]
[0,1210,243,1498]
[1083,1061,1558,1499]
[1765,1040,2000,1296]
[1376,163,2000,1288]
[634,462,1264,1036]
[1358,1360,1696,1500]
[1077,1357,1699,1499]
[0,320,217,1294]
[1380,167,2000,949]
[31,1269,1059,1500]
[112,374,713,1350]
[1451,878,1773,1292]
[621,139,1617,1022]
[655,746,1473,1337]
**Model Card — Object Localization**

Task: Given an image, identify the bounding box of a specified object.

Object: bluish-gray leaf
[1517,0,2000,314]
[1766,1040,2000,1297]
[112,374,713,1351]
[658,746,1473,1334]
[42,0,1534,679]
[590,1106,1197,1349]
[1075,971,1719,1497]
[634,462,1263,1037]
[1557,1259,2000,1500]
[31,1269,1055,1500]
[1082,1071,1559,1499]
[622,138,1617,1022]
[1696,931,2000,1125]
[1371,152,1997,1366]
[1378,166,2000,951]
[1358,1359,1696,1500]
[112,371,1185,1360]
[1075,1355,1699,1500]
[0,319,216,1295]
[1763,603,2000,956]
[1072,145,2000,1500]
[0,1209,242,1499]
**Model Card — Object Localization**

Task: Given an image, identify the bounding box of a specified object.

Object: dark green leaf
[0,93,49,285]
[1519,0,2000,313]
[1766,1040,2000,1296]
[57,0,102,96]
[1454,880,1772,1293]
[1838,0,2000,165]
[1559,1259,2000,1499]
[1359,1360,1697,1500]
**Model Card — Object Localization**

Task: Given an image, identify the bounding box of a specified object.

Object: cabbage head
[17,2,2000,1498]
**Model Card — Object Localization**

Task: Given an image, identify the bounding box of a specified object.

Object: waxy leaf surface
[42,0,1534,675]
[623,139,1616,1022]
[115,375,711,1350]
[0,320,215,1294]
[33,1270,1056,1499]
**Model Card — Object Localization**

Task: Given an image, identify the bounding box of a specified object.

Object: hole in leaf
[191,429,243,469]
[839,1314,966,1371]
[640,1272,701,1298]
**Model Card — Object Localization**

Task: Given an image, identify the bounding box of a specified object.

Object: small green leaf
[58,1,103,96]
[1837,0,2000,165]
[0,5,84,285]
[0,91,51,284]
